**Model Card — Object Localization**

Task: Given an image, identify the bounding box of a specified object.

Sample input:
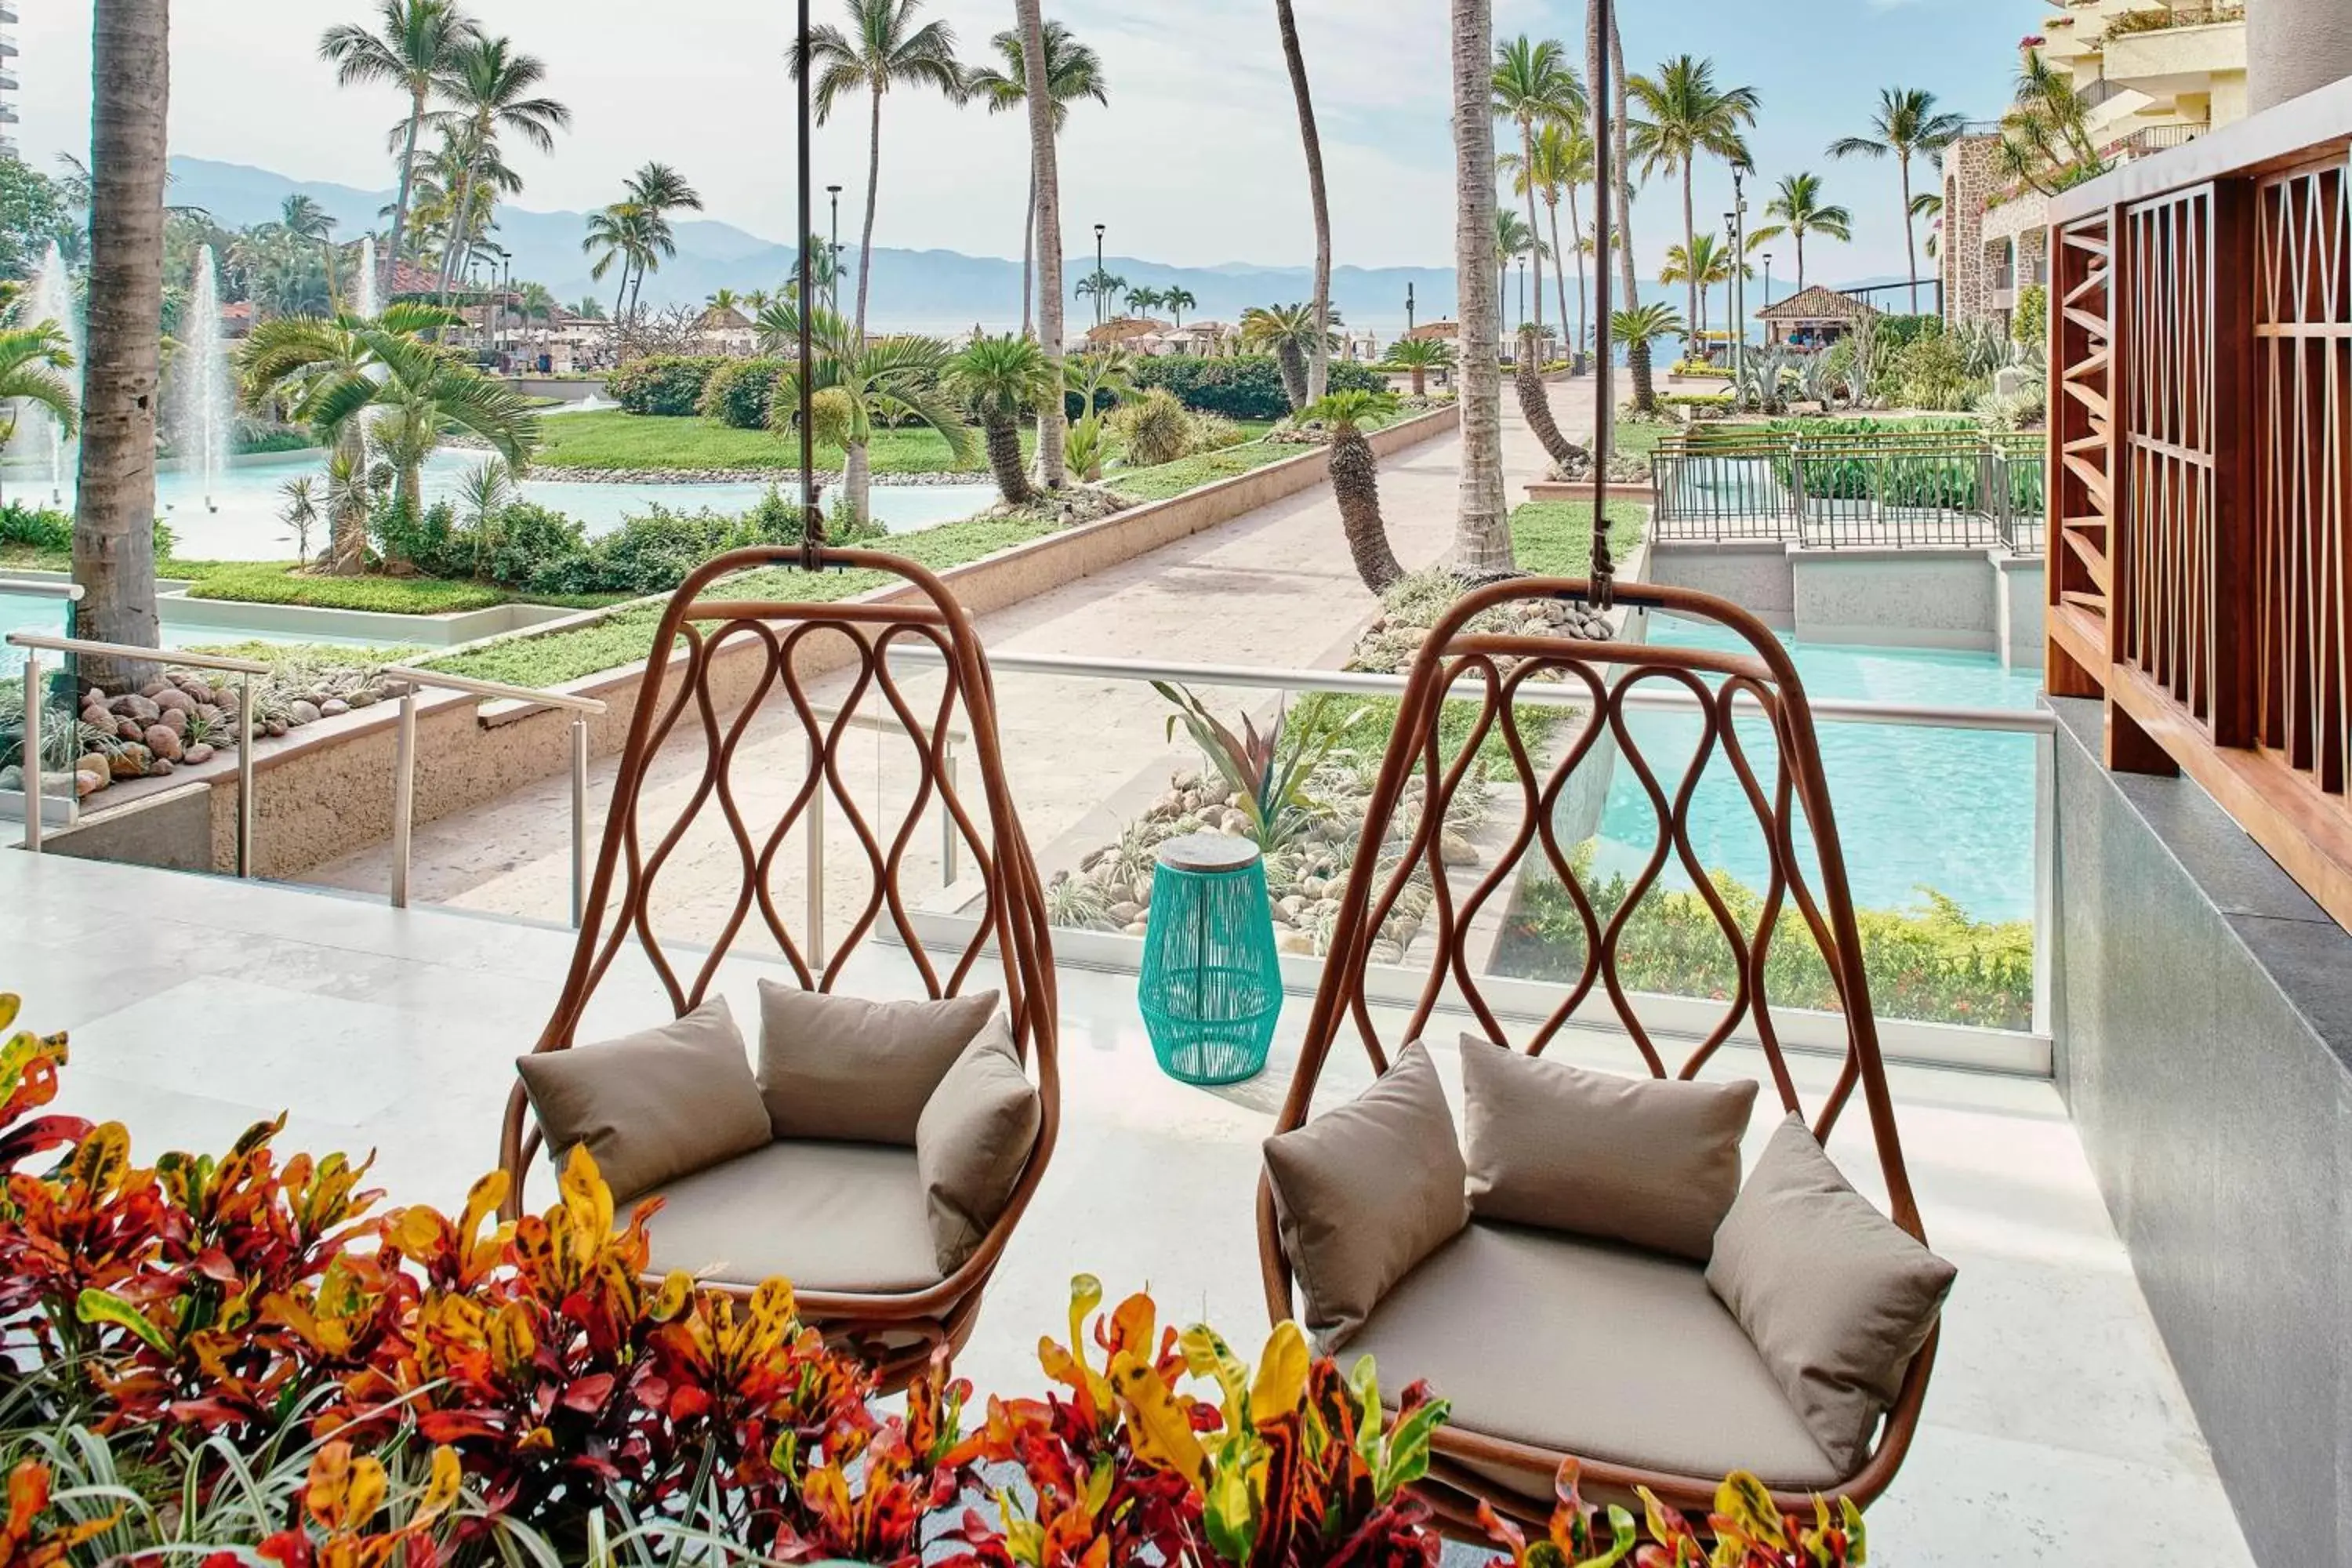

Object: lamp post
[1762,252,1773,325]
[826,184,841,314]
[1406,281,1415,335]
[1094,223,1106,328]
[1728,163,1749,385]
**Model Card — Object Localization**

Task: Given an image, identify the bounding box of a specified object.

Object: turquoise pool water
[1585,615,2042,924]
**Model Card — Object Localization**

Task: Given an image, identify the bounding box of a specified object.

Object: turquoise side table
[1138,833,1283,1085]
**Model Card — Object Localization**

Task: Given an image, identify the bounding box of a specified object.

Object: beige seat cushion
[915,1015,1041,1274]
[1708,1116,1956,1474]
[635,1140,945,1295]
[1460,1035,1758,1261]
[757,982,999,1145]
[1348,1222,1844,1492]
[1263,1040,1468,1351]
[517,996,772,1205]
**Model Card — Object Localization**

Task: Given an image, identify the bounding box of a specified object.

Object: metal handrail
[5,633,267,872]
[0,580,85,601]
[378,666,608,927]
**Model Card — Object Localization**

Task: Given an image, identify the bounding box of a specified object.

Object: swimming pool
[5,452,998,561]
[1584,615,2042,923]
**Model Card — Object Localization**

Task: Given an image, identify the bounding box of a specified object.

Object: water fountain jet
[25,243,82,506]
[173,245,232,514]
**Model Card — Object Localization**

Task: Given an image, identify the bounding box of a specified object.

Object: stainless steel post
[237,672,256,877]
[570,715,590,929]
[390,691,417,909]
[939,742,959,887]
[20,649,39,852]
[805,734,826,968]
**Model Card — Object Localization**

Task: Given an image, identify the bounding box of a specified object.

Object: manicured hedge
[698,358,788,430]
[1129,354,1388,419]
[608,355,725,416]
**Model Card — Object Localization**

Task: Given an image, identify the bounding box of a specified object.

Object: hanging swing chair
[497,0,1058,1390]
[1254,575,1949,1526]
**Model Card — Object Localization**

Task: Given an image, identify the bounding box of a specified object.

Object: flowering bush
[0,992,1870,1566]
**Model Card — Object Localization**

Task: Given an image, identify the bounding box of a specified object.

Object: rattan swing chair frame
[497,0,1057,1390]
[1252,575,1936,1527]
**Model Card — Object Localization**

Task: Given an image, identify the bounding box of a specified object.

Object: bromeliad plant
[1154,682,1367,851]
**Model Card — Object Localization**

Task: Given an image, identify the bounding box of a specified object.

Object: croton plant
[0,994,1867,1566]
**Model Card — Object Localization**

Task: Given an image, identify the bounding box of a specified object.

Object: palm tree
[768,306,975,530]
[964,19,1105,338]
[1748,171,1853,292]
[426,35,569,302]
[1612,301,1683,415]
[1501,118,1592,358]
[706,286,740,314]
[278,195,341,310]
[1628,55,1759,358]
[1830,87,1967,314]
[1240,302,1338,413]
[620,165,702,314]
[1494,208,1542,320]
[1452,0,1508,576]
[1015,0,1069,490]
[0,323,78,507]
[572,296,606,321]
[1124,284,1163,318]
[1378,336,1453,397]
[75,0,170,678]
[318,0,480,297]
[1492,35,1584,350]
[1588,0,1640,328]
[1658,234,1737,343]
[1162,286,1196,327]
[791,0,967,343]
[515,281,557,358]
[277,475,321,564]
[1272,0,1334,405]
[943,333,1051,504]
[580,205,644,324]
[1303,388,1404,593]
[1913,192,1944,260]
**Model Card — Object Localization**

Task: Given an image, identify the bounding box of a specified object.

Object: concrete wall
[2049,696,2352,1568]
[1646,541,2046,666]
[100,405,1463,880]
[2247,0,2352,112]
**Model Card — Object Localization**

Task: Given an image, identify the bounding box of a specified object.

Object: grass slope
[535,411,1024,475]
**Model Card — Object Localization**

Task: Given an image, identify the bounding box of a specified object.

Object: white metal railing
[0,580,85,601]
[379,666,608,928]
[880,644,2060,1054]
[5,633,268,873]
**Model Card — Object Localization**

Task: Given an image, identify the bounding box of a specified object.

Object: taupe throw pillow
[1708,1114,1958,1473]
[756,982,998,1145]
[517,996,771,1204]
[1459,1034,1758,1260]
[914,1015,1042,1274]
[1263,1040,1469,1351]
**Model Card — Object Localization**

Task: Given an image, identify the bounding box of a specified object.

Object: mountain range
[169,156,1461,331]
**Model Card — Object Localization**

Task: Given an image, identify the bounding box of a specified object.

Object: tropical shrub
[1483,1461,1864,1568]
[696,357,788,430]
[1499,855,2034,1030]
[0,501,71,551]
[526,495,800,597]
[609,355,725,416]
[1112,387,1198,468]
[1130,356,1385,421]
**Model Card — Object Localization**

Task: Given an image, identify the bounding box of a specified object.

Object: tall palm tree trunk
[390,87,426,286]
[1608,7,1637,309]
[74,0,169,688]
[1796,230,1806,292]
[853,87,883,343]
[1018,165,1036,338]
[1018,0,1065,489]
[612,266,629,325]
[1680,165,1697,365]
[1566,183,1588,362]
[1899,154,1918,314]
[1522,120,1544,342]
[1451,0,1510,577]
[1547,194,1572,356]
[844,438,871,529]
[436,162,478,303]
[1274,0,1331,405]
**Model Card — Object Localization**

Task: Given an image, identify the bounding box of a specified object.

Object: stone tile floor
[5,848,2250,1566]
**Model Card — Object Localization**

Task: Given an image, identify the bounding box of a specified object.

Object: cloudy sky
[18,0,2018,283]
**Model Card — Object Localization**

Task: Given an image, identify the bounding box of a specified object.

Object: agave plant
[1153,683,1363,851]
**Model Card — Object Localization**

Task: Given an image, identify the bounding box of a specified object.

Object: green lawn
[534,410,1020,475]
[1103,441,1301,503]
[423,514,1065,689]
[0,548,619,616]
[1511,498,1649,578]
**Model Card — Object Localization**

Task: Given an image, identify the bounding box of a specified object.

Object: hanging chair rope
[796,0,823,572]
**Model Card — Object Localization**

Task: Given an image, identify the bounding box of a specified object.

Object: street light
[1762,252,1774,317]
[1094,223,1106,328]
[1406,281,1415,335]
[826,184,842,314]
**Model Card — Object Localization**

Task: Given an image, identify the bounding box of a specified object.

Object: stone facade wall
[1944,136,2004,326]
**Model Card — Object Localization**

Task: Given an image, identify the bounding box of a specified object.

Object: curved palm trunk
[1450,0,1510,577]
[74,0,169,688]
[1274,0,1332,405]
[984,414,1031,505]
[853,87,884,343]
[1275,340,1308,412]
[1018,0,1066,489]
[1517,324,1585,472]
[1328,429,1401,593]
[1567,182,1588,365]
[390,85,426,285]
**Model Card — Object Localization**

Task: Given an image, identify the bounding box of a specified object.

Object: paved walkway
[302,381,1595,935]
